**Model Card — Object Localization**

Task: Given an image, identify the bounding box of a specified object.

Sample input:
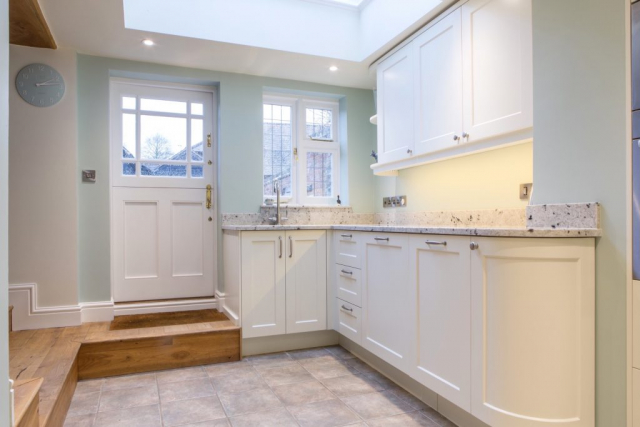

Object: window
[263,95,340,205]
[110,80,214,188]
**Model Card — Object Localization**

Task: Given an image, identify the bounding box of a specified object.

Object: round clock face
[15,63,65,107]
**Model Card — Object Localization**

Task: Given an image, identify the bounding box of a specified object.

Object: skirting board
[242,330,340,357]
[113,298,218,316]
[215,291,239,326]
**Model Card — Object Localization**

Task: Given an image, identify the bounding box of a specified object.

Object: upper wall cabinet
[462,0,533,143]
[373,0,533,175]
[376,44,415,165]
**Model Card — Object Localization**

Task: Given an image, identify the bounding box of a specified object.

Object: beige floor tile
[205,361,256,378]
[218,387,283,417]
[175,420,231,427]
[63,413,96,427]
[229,407,298,427]
[340,390,414,420]
[304,361,359,380]
[288,398,361,427]
[343,359,377,375]
[244,352,295,368]
[94,404,162,427]
[388,388,430,411]
[98,385,159,412]
[102,372,157,391]
[272,380,335,406]
[323,346,356,360]
[74,379,104,394]
[360,371,397,390]
[366,412,440,427]
[260,364,315,386]
[211,370,267,394]
[161,395,227,426]
[157,366,207,384]
[67,391,101,417]
[159,377,215,402]
[321,374,385,397]
[288,347,332,361]
[421,407,458,426]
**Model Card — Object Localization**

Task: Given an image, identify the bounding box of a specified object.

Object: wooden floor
[9,310,241,427]
[109,308,228,330]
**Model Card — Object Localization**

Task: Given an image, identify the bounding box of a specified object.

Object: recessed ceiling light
[142,39,155,46]
[329,66,339,72]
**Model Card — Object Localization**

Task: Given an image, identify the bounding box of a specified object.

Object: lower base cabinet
[334,232,595,427]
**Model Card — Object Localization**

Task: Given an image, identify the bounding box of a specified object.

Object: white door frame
[108,78,219,304]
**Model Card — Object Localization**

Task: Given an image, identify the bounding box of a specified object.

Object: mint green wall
[0,0,9,419]
[531,0,628,425]
[77,55,376,303]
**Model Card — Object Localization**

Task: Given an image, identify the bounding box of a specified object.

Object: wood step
[14,377,43,427]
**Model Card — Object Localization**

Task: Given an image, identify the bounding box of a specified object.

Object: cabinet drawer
[335,232,362,269]
[337,299,361,345]
[336,265,362,307]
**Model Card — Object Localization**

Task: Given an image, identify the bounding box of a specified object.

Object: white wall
[9,46,79,308]
[531,0,628,425]
[0,0,10,422]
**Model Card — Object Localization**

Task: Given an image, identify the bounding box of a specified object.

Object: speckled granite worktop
[221,203,601,238]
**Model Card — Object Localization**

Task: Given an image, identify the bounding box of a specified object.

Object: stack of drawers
[335,232,362,344]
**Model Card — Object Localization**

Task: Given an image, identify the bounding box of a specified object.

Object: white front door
[110,80,217,302]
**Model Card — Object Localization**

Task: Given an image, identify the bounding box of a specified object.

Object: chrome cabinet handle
[470,242,479,250]
[341,305,353,312]
[462,132,469,139]
[279,236,283,258]
[374,237,389,242]
[341,234,353,238]
[425,240,447,246]
[453,135,460,141]
[289,236,293,258]
[341,269,353,275]
[407,149,413,155]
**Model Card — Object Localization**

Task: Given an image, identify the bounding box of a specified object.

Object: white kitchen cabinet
[408,235,471,412]
[376,43,414,164]
[461,0,533,143]
[413,8,463,155]
[241,230,327,338]
[335,231,362,269]
[361,233,411,371]
[241,231,286,338]
[285,230,327,334]
[336,265,362,307]
[337,299,362,345]
[470,237,594,427]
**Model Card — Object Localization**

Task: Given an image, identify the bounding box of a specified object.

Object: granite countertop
[221,223,601,238]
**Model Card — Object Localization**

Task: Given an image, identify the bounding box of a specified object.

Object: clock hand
[35,79,54,87]
[36,82,62,87]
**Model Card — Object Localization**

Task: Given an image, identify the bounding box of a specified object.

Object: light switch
[520,183,533,200]
[82,170,96,182]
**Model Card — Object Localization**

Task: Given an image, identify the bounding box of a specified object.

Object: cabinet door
[461,0,533,142]
[377,44,414,164]
[408,235,471,412]
[414,9,463,155]
[470,237,594,427]
[241,231,286,338]
[362,233,411,371]
[285,230,327,334]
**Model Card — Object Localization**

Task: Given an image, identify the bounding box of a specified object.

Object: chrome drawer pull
[341,269,353,275]
[374,237,389,242]
[341,234,353,238]
[341,305,353,312]
[425,240,447,246]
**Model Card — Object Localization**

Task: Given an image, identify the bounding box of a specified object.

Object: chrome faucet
[268,181,288,225]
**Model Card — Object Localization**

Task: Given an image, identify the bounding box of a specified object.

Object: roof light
[142,39,155,46]
[329,66,339,72]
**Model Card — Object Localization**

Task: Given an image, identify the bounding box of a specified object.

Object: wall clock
[15,63,65,107]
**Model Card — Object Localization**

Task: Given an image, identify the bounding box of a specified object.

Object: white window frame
[263,93,341,206]
[110,78,215,188]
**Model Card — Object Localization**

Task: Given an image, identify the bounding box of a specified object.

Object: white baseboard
[113,298,218,316]
[9,284,82,330]
[215,290,239,325]
[81,301,115,323]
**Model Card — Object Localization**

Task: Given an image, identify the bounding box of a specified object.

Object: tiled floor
[63,346,458,427]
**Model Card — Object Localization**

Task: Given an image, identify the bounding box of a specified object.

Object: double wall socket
[383,195,407,208]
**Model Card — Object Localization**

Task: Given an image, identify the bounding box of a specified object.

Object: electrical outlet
[383,196,407,208]
[520,183,533,200]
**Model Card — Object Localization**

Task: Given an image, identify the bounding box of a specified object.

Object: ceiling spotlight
[329,66,339,72]
[142,39,155,46]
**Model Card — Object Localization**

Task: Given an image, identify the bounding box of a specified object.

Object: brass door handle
[206,185,212,209]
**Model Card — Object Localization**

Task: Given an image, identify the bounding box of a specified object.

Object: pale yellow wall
[9,46,79,308]
[374,142,533,212]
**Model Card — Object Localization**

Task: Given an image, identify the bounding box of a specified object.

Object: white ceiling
[39,0,451,89]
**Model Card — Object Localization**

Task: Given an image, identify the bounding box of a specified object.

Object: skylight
[123,0,446,62]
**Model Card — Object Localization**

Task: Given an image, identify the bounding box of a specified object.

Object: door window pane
[141,163,187,177]
[140,116,187,160]
[140,98,187,114]
[123,162,136,176]
[263,103,293,197]
[306,108,333,140]
[191,165,203,178]
[122,97,136,110]
[191,119,204,161]
[306,152,332,197]
[122,113,136,158]
[191,103,203,115]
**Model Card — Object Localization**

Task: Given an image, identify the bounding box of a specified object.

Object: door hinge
[207,133,212,148]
